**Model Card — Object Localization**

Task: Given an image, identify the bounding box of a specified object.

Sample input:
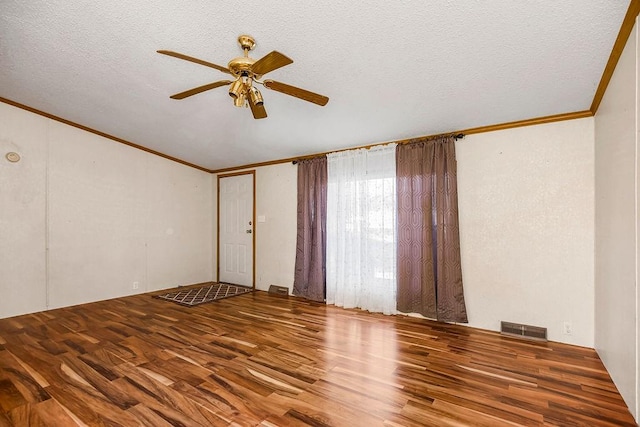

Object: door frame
[217,170,256,289]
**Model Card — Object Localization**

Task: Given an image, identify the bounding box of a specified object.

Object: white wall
[0,104,48,317]
[0,102,213,317]
[594,22,638,420]
[457,118,595,347]
[254,163,298,291]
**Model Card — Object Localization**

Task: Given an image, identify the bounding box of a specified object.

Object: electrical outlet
[132,281,139,290]
[563,321,572,335]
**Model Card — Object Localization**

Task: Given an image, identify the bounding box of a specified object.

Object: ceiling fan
[157,35,329,119]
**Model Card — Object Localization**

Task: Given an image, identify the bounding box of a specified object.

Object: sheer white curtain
[326,144,397,315]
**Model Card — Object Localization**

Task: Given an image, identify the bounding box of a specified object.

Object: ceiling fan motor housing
[228,57,256,77]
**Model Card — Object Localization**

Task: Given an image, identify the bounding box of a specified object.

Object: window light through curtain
[326,144,397,315]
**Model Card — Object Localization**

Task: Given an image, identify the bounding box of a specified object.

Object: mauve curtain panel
[293,156,327,302]
[396,136,468,323]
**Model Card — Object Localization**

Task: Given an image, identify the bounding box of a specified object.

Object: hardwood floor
[0,290,635,426]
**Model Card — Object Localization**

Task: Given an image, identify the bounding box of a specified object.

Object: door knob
[246,229,252,234]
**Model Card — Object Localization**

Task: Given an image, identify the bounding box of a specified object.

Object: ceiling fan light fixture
[228,79,244,99]
[233,91,246,107]
[249,86,264,106]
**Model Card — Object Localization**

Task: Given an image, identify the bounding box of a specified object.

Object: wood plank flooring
[0,290,635,426]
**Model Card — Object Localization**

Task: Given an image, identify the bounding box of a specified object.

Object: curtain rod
[292,133,465,164]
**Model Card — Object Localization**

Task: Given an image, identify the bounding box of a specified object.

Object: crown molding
[0,97,209,173]
[590,0,640,113]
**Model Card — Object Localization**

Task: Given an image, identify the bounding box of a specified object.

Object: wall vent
[268,285,289,296]
[500,321,547,342]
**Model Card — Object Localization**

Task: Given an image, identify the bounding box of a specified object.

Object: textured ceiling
[0,1,631,171]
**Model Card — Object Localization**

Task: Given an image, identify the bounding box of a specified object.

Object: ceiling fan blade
[169,80,233,99]
[157,50,231,74]
[263,80,329,106]
[249,100,268,119]
[251,51,293,76]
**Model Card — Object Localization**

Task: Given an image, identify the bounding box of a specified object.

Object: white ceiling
[0,1,630,171]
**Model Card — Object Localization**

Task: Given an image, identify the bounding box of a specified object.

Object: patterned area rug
[154,283,253,306]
